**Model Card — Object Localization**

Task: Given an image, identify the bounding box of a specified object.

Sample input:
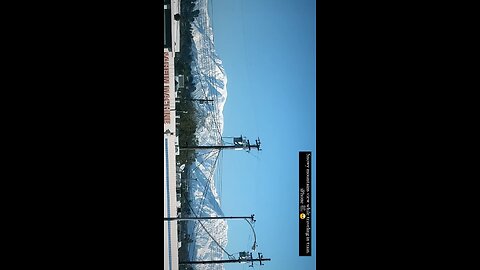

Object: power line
[185,199,233,258]
[196,151,220,217]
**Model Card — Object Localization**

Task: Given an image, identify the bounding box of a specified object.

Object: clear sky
[208,0,316,269]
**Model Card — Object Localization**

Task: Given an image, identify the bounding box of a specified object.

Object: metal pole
[164,215,254,221]
[180,145,241,150]
[179,258,271,265]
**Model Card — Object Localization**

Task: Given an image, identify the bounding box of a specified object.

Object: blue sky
[208,0,316,269]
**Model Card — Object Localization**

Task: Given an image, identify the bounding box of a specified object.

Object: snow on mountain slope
[190,0,227,146]
[186,0,229,269]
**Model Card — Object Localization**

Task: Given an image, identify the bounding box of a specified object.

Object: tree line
[175,0,201,166]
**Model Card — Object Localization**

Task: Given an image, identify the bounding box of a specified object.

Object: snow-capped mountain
[186,0,228,269]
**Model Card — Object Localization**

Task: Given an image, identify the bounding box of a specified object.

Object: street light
[244,217,257,251]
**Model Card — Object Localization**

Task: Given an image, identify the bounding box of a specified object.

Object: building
[164,1,181,270]
[164,0,181,53]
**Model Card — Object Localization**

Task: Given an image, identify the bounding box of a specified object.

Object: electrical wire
[186,198,233,258]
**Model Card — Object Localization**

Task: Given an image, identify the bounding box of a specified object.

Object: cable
[186,198,233,258]
[194,151,220,221]
[188,149,220,233]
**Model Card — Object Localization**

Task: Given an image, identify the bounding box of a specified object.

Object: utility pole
[176,98,214,103]
[179,252,270,266]
[164,214,255,222]
[188,98,214,103]
[180,136,261,152]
